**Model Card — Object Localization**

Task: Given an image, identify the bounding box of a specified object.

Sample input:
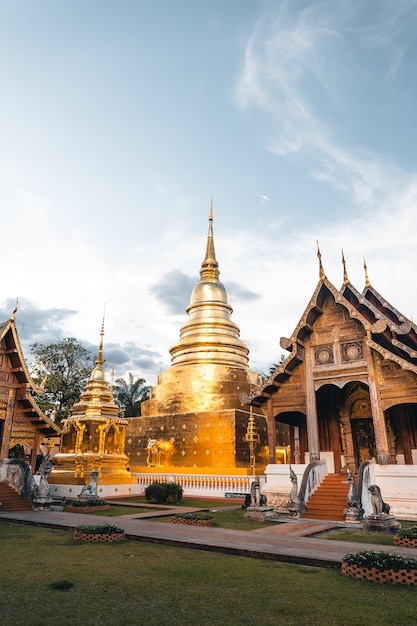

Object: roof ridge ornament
[317,241,326,282]
[364,258,370,289]
[10,299,18,321]
[342,249,349,285]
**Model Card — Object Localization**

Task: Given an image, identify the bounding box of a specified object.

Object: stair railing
[297,459,327,517]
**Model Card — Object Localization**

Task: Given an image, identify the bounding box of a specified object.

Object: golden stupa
[49,321,135,491]
[126,208,267,474]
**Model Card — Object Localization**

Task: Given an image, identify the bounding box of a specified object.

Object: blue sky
[2,0,417,384]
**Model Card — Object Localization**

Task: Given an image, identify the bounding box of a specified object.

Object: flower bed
[170,517,216,527]
[65,499,110,514]
[73,530,125,542]
[66,504,110,514]
[342,551,417,585]
[170,512,215,527]
[73,523,125,543]
[394,525,417,548]
[394,537,417,548]
[341,562,417,585]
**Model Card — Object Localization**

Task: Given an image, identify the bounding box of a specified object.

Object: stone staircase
[0,482,32,511]
[304,473,350,522]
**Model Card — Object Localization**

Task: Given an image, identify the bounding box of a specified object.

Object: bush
[396,525,417,540]
[343,550,417,571]
[65,499,107,508]
[74,523,124,535]
[145,482,183,504]
[176,512,214,521]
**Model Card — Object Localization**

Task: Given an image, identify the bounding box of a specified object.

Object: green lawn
[0,522,416,626]
[92,502,280,530]
[319,521,417,545]
[109,496,236,508]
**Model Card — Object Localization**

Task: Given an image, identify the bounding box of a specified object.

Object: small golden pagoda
[49,322,135,491]
[126,207,266,473]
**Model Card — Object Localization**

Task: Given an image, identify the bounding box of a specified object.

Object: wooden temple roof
[0,315,60,437]
[246,259,417,407]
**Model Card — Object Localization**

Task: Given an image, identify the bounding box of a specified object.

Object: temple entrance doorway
[339,382,376,472]
[351,417,376,466]
[274,412,307,465]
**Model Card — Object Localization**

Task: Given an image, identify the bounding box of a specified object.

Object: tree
[113,372,150,417]
[262,355,286,381]
[30,337,95,425]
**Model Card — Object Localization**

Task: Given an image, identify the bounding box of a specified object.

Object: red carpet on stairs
[304,474,350,522]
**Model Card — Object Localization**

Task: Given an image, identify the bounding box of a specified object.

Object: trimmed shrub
[145,482,183,504]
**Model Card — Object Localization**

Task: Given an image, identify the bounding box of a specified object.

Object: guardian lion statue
[368,484,390,516]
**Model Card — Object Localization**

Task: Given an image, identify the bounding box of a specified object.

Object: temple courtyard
[1,505,416,625]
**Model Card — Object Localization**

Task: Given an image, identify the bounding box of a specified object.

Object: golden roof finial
[200,200,218,281]
[10,299,18,321]
[364,258,370,288]
[342,249,349,285]
[91,307,106,381]
[317,241,326,281]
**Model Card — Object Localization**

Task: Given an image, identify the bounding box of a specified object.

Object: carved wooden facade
[250,275,417,472]
[0,315,60,472]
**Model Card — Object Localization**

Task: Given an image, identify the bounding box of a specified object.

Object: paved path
[1,507,415,570]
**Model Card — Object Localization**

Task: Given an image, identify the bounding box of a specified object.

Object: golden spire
[317,241,326,281]
[90,310,106,381]
[342,249,349,285]
[364,258,370,288]
[200,199,218,282]
[169,207,250,368]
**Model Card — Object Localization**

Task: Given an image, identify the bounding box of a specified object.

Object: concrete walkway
[1,506,415,570]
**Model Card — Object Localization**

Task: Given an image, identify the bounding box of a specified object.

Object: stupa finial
[364,258,370,288]
[342,249,349,285]
[317,241,326,281]
[200,199,218,281]
[97,306,105,367]
[90,307,106,382]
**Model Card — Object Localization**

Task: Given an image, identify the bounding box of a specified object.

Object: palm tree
[113,372,150,417]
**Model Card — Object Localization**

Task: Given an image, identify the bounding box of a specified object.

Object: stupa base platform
[49,481,143,500]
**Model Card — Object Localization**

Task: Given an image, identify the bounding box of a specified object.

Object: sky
[2,0,417,385]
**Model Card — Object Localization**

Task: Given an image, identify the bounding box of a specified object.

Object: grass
[0,522,416,626]
[320,529,395,545]
[148,507,279,530]
[320,521,417,545]
[109,496,236,508]
[90,505,159,517]
[91,503,277,529]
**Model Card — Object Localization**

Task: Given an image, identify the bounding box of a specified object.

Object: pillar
[0,388,16,459]
[364,340,390,464]
[305,346,320,462]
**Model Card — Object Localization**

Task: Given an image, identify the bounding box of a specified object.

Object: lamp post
[245,407,260,475]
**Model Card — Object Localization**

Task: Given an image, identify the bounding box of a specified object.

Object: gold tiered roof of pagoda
[66,321,126,426]
[169,206,250,368]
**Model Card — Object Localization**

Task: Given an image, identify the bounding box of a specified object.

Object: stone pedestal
[364,514,401,533]
[243,506,279,522]
[344,506,364,523]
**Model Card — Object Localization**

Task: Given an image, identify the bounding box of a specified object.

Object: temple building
[49,321,135,497]
[247,251,417,475]
[0,308,60,472]
[126,209,267,473]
